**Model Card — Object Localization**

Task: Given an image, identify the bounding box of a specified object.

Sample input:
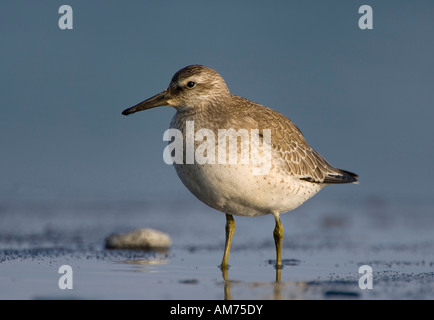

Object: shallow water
[0,195,433,299]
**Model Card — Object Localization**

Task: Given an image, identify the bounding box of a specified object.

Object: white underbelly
[174,162,323,217]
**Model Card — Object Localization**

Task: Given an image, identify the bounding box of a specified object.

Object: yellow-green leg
[273,213,284,271]
[220,214,235,272]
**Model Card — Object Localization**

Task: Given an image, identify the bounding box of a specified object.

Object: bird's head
[122,65,230,115]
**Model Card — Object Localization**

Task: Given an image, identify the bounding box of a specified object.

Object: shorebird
[122,65,358,278]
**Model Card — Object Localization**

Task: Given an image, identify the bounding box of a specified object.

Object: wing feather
[226,96,358,184]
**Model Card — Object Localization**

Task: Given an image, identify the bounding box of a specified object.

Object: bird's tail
[323,169,359,184]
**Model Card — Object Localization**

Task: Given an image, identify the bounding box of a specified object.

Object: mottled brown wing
[269,111,358,184]
[230,96,358,184]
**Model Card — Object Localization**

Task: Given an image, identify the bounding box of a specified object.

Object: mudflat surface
[0,196,433,299]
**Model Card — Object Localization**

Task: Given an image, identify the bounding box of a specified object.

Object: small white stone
[105,228,171,250]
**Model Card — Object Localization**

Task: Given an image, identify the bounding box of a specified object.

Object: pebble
[105,228,171,250]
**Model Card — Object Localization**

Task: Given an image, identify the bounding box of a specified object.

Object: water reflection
[122,257,169,266]
[219,259,359,300]
[220,265,309,300]
[113,251,170,273]
[220,262,286,300]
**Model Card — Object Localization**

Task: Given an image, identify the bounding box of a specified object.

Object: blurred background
[1,0,433,205]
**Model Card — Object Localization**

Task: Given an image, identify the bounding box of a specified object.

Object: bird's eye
[186,81,196,89]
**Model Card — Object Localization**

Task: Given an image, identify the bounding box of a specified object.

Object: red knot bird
[122,65,358,280]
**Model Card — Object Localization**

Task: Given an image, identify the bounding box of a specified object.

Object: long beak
[122,89,170,116]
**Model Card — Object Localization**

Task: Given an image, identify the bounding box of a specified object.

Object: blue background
[1,1,433,204]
